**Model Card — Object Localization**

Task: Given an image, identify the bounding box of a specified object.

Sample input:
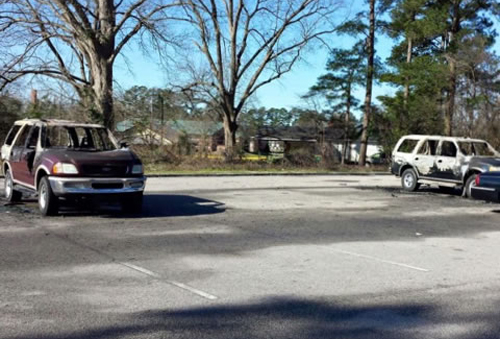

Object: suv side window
[417,140,438,156]
[13,125,32,148]
[27,126,40,149]
[397,139,419,153]
[4,125,21,145]
[440,141,457,157]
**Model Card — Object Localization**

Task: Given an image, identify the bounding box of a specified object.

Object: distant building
[248,125,383,164]
[116,119,222,151]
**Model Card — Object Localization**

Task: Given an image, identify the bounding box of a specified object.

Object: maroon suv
[1,119,146,216]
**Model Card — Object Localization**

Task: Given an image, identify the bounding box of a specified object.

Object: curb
[145,172,392,178]
[0,172,392,179]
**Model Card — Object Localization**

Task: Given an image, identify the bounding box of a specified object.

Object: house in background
[116,119,222,151]
[248,125,383,164]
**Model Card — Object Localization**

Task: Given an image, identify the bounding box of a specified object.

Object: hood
[469,156,500,169]
[44,148,137,164]
[43,148,141,177]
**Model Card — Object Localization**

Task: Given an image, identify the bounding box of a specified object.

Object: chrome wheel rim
[404,173,414,188]
[39,183,47,210]
[5,175,12,198]
[468,179,476,196]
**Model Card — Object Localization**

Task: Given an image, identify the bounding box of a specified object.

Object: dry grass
[132,145,389,175]
[144,158,388,175]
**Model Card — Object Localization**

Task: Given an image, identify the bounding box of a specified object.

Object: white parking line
[121,262,218,300]
[330,249,430,272]
[121,262,160,277]
[166,280,218,300]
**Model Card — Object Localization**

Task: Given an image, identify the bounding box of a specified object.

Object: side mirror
[120,142,129,148]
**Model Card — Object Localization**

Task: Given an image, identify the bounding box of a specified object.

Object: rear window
[458,142,496,157]
[397,139,419,153]
[4,125,21,146]
[473,142,496,156]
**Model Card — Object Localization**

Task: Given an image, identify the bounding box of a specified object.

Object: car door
[9,124,32,183]
[16,125,40,187]
[413,138,438,178]
[1,124,22,161]
[435,140,461,181]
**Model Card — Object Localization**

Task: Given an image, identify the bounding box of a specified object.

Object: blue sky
[113,1,500,120]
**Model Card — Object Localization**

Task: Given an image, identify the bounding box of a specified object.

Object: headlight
[132,164,143,174]
[489,166,500,172]
[53,163,78,174]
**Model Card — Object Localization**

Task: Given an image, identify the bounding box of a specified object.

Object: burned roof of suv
[14,119,104,128]
[401,134,489,143]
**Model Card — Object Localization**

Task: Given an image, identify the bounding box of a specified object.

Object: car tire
[401,168,420,192]
[122,192,143,214]
[38,176,59,216]
[4,170,22,202]
[463,174,478,199]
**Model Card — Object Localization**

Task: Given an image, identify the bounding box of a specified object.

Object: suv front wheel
[463,174,478,198]
[38,176,59,216]
[4,170,22,202]
[401,168,420,192]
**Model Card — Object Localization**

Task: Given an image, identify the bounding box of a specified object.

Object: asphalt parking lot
[2,175,500,339]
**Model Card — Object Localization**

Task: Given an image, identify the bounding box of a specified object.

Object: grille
[82,165,128,177]
[92,183,124,189]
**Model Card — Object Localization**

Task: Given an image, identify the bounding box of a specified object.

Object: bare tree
[0,0,174,128]
[177,0,340,159]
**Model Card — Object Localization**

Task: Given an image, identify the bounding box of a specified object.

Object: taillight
[475,174,481,186]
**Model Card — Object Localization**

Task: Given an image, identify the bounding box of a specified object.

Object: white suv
[391,135,500,197]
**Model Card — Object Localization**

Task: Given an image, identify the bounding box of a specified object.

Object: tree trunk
[403,37,412,111]
[445,59,456,136]
[444,0,460,137]
[92,58,114,129]
[93,0,115,129]
[342,87,352,165]
[223,115,238,161]
[359,0,376,167]
[467,80,476,136]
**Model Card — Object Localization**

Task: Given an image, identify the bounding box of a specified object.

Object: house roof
[116,119,222,135]
[169,120,222,135]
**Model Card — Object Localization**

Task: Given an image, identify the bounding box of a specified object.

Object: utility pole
[150,96,154,146]
[159,94,164,146]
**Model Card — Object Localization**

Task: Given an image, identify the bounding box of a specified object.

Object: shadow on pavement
[7,296,500,339]
[360,185,464,197]
[0,194,226,218]
[79,194,226,218]
[134,194,226,218]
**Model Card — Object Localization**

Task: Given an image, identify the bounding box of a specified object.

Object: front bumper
[471,186,500,202]
[48,176,146,196]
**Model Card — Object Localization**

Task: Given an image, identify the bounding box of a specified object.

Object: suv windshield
[43,126,117,151]
[458,142,497,157]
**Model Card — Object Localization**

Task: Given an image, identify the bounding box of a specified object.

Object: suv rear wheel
[4,170,22,202]
[38,176,59,216]
[401,168,420,192]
